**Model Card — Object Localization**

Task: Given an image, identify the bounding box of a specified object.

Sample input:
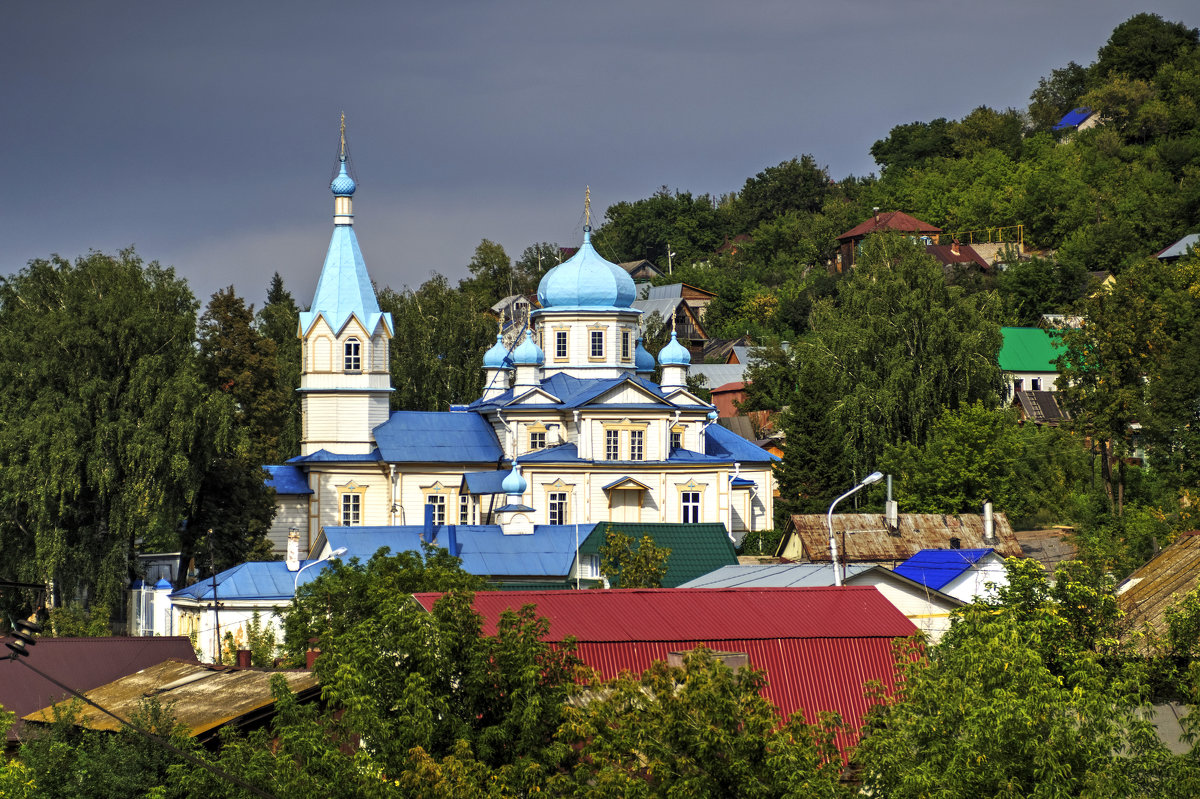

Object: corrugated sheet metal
[705,423,779,463]
[373,411,503,463]
[23,660,318,739]
[264,464,313,494]
[413,587,912,752]
[0,637,198,743]
[172,560,327,601]
[894,548,992,590]
[999,327,1060,373]
[1013,528,1077,575]
[679,562,875,588]
[578,523,737,588]
[1052,106,1093,130]
[1119,532,1200,639]
[1158,233,1200,261]
[837,211,941,241]
[784,512,1023,561]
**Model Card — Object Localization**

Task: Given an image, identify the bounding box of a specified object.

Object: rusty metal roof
[22,660,318,740]
[1,636,197,744]
[779,512,1022,562]
[1013,528,1077,575]
[837,211,941,241]
[1118,532,1200,640]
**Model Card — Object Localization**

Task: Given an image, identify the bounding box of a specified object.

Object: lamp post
[827,471,884,586]
[293,547,348,593]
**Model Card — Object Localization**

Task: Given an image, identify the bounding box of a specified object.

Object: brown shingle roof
[778,512,1022,562]
[1118,532,1200,640]
[925,243,990,270]
[837,211,942,241]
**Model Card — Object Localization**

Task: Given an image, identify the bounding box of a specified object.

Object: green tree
[377,275,496,412]
[1029,60,1094,130]
[736,155,831,228]
[598,529,670,588]
[1096,13,1199,82]
[870,118,957,173]
[593,187,730,265]
[0,250,231,614]
[512,241,561,296]
[459,239,513,305]
[256,272,303,461]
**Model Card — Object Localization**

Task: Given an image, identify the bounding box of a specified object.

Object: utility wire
[9,655,276,799]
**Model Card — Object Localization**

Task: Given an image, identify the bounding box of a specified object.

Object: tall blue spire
[299,116,392,337]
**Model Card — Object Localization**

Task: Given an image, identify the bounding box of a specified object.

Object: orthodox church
[263,143,779,582]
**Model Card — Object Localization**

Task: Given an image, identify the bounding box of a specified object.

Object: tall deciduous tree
[0,250,229,613]
[736,155,831,228]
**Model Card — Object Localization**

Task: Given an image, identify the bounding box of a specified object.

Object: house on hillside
[679,562,964,642]
[413,586,917,757]
[1000,326,1062,399]
[836,210,942,271]
[1157,233,1198,263]
[893,548,1009,602]
[632,284,712,350]
[1053,106,1101,132]
[617,260,663,283]
[925,240,992,279]
[0,636,197,750]
[775,510,1023,566]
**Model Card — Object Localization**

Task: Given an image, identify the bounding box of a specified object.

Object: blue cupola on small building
[511,329,544,391]
[659,331,691,392]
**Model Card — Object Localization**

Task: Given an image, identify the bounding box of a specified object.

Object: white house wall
[846,574,957,643]
[941,554,1009,602]
[170,601,288,664]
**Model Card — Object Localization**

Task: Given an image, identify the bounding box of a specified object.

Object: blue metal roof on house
[324,524,601,579]
[264,465,313,495]
[893,548,994,591]
[373,411,503,463]
[704,423,780,463]
[1052,106,1093,131]
[287,448,382,464]
[461,470,509,495]
[1157,233,1199,261]
[170,560,327,602]
[467,373,712,413]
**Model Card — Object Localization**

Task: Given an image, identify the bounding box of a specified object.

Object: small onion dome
[483,333,512,370]
[330,159,357,196]
[537,229,636,309]
[510,329,544,366]
[658,331,691,366]
[707,410,719,421]
[501,463,528,495]
[634,337,655,372]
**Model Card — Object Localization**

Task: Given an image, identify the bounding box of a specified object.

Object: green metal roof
[999,327,1060,373]
[580,523,737,588]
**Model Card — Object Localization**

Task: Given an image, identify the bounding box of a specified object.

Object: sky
[3,1,1196,308]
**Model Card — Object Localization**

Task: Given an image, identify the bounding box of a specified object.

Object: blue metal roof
[373,411,503,463]
[893,548,994,591]
[730,476,756,488]
[325,524,601,579]
[1052,106,1093,131]
[704,423,780,463]
[299,224,392,337]
[1158,233,1199,261]
[287,448,381,464]
[537,229,637,310]
[460,470,509,494]
[170,560,328,602]
[264,464,313,495]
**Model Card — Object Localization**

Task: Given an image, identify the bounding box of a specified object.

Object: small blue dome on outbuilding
[537,230,637,310]
[511,329,544,366]
[658,331,691,366]
[330,159,356,196]
[483,332,512,370]
[501,463,528,495]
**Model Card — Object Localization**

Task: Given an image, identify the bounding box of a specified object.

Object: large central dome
[537,230,637,310]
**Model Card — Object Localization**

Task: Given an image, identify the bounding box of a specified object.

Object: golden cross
[585,185,591,228]
[339,112,346,160]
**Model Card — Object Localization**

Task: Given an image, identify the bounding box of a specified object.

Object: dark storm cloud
[2,1,1195,307]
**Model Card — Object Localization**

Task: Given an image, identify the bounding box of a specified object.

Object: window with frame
[426,494,446,525]
[1031,378,1042,391]
[529,430,546,450]
[459,494,473,525]
[555,330,568,360]
[1013,378,1024,392]
[548,491,568,525]
[590,330,604,359]
[621,330,631,361]
[681,491,701,524]
[344,338,361,371]
[605,429,621,460]
[341,493,361,526]
[629,429,644,461]
[670,428,682,450]
[579,554,600,579]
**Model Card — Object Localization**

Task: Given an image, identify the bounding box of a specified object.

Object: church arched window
[344,338,361,372]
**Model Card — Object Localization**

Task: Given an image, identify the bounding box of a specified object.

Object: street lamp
[828,471,884,586]
[293,547,348,592]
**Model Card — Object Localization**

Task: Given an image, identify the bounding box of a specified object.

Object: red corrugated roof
[837,210,941,241]
[413,587,915,753]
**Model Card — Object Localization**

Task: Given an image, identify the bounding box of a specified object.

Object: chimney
[423,502,435,542]
[306,638,320,670]
[285,528,300,572]
[445,524,458,556]
[236,649,252,669]
[983,501,996,544]
[885,475,899,533]
[951,239,961,256]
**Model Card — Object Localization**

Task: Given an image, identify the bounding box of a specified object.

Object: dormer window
[344,338,361,372]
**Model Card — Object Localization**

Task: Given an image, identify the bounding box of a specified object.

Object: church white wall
[268,497,310,555]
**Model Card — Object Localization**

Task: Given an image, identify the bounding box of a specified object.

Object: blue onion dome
[658,331,691,366]
[501,463,527,495]
[634,337,655,372]
[330,159,357,196]
[707,409,719,421]
[537,229,637,309]
[510,329,544,366]
[483,332,512,370]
